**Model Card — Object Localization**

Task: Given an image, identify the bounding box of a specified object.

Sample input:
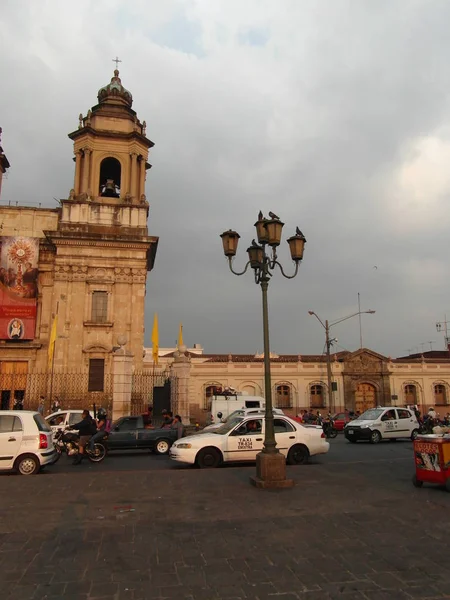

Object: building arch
[237,381,263,396]
[307,380,327,409]
[432,380,450,406]
[401,380,423,408]
[203,381,223,410]
[99,156,122,197]
[273,381,296,409]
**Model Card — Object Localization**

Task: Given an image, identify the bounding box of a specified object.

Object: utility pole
[325,319,333,412]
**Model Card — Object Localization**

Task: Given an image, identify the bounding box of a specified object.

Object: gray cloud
[1,0,450,357]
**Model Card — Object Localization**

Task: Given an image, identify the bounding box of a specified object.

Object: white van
[209,394,266,424]
[344,406,419,444]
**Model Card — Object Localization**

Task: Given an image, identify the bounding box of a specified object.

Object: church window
[88,359,105,392]
[91,291,108,323]
[99,157,121,197]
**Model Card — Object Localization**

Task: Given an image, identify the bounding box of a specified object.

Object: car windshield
[223,410,244,423]
[213,417,243,434]
[357,408,384,421]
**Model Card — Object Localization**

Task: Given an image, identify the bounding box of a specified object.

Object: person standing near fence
[38,396,46,416]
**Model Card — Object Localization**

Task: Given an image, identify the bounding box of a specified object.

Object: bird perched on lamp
[268,211,280,220]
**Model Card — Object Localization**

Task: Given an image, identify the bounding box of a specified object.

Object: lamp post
[308,309,376,413]
[220,213,306,489]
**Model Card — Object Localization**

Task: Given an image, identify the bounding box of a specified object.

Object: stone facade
[0,70,158,392]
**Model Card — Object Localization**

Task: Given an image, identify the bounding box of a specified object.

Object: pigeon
[251,239,260,248]
[295,227,305,237]
[268,211,280,220]
[258,210,263,220]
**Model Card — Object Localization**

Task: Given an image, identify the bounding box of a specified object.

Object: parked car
[46,410,84,432]
[203,408,284,432]
[169,415,329,468]
[108,416,179,455]
[333,412,352,431]
[344,407,419,443]
[0,411,56,475]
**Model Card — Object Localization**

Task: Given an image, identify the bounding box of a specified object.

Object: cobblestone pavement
[0,440,449,600]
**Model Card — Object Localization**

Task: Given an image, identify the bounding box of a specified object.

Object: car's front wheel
[411,429,419,441]
[15,454,40,475]
[196,447,222,468]
[155,439,171,455]
[369,430,382,444]
[287,444,309,465]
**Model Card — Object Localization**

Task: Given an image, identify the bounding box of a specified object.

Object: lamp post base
[249,451,294,489]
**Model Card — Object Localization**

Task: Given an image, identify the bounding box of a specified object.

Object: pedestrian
[51,396,61,413]
[38,396,45,416]
[171,414,185,439]
[161,409,173,428]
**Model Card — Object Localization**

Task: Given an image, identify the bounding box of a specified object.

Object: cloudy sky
[1,0,450,357]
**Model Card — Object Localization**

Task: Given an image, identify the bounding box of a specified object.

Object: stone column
[170,345,191,424]
[74,151,82,195]
[112,336,134,421]
[81,148,91,193]
[139,155,146,199]
[130,152,138,200]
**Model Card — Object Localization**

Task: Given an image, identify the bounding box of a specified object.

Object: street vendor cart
[412,434,450,491]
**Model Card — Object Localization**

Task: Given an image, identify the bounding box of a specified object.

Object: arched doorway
[99,157,121,197]
[404,384,417,406]
[355,383,376,413]
[275,384,292,408]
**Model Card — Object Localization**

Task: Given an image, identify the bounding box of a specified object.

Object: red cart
[412,434,450,491]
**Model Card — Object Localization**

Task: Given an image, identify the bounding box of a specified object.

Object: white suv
[0,411,56,475]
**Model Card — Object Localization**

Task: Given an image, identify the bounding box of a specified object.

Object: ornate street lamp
[220,213,306,488]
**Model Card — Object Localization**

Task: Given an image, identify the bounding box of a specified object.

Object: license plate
[348,430,354,435]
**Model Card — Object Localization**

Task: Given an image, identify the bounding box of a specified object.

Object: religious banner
[0,237,39,340]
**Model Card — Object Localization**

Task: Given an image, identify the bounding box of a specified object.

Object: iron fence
[0,371,113,414]
[131,371,178,423]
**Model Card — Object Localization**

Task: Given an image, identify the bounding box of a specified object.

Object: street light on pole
[308,309,376,413]
[220,213,306,489]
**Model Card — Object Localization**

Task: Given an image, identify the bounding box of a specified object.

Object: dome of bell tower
[97,69,133,107]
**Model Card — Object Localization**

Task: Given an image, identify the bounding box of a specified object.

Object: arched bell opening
[99,157,121,197]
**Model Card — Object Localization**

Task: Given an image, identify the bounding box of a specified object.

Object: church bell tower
[43,67,158,372]
[68,67,152,206]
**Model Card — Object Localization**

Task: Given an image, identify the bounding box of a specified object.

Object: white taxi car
[0,411,56,475]
[169,415,329,468]
[344,406,419,444]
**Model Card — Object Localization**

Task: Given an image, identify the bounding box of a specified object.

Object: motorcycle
[321,416,338,439]
[53,428,107,463]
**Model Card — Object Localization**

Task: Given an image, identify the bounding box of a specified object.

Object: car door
[273,418,297,457]
[135,417,155,448]
[0,415,24,470]
[109,417,139,449]
[380,409,398,438]
[225,418,264,461]
[397,409,416,438]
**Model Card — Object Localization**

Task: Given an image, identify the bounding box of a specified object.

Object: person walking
[37,396,46,416]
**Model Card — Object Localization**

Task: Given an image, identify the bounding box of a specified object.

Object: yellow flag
[178,322,183,347]
[48,314,58,369]
[152,313,159,365]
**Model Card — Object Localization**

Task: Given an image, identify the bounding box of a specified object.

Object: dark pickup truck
[108,416,179,455]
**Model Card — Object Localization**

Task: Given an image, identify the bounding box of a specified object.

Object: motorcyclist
[70,409,97,465]
[88,408,109,452]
